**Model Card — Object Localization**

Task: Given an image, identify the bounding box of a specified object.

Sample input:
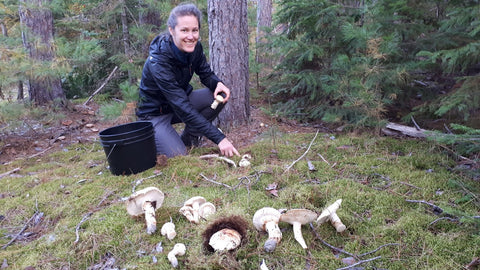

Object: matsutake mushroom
[161,219,177,240]
[210,95,225,110]
[179,196,207,224]
[168,243,186,268]
[252,207,282,252]
[202,215,248,252]
[126,187,164,234]
[198,202,216,220]
[279,209,318,249]
[316,199,346,232]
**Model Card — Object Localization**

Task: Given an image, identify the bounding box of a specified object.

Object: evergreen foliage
[265,0,480,128]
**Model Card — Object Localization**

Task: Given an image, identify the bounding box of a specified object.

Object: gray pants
[142,88,223,157]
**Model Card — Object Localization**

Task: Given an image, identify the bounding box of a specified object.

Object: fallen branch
[2,207,40,249]
[309,223,357,258]
[199,173,232,189]
[131,173,162,193]
[199,154,237,167]
[358,243,399,257]
[27,146,54,159]
[336,256,382,270]
[428,217,459,227]
[83,66,118,106]
[381,122,427,138]
[74,212,93,244]
[284,130,319,172]
[0,167,20,179]
[317,153,331,166]
[406,199,443,214]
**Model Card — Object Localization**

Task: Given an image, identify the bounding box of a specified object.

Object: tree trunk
[256,0,272,66]
[17,81,24,100]
[208,0,250,130]
[18,0,65,105]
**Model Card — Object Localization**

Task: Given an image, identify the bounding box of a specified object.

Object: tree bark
[18,0,65,105]
[208,0,250,130]
[256,0,272,65]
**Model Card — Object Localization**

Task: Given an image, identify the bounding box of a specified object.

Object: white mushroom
[210,95,225,110]
[160,221,176,240]
[180,196,207,224]
[168,243,186,268]
[208,228,242,251]
[252,207,282,252]
[317,199,346,232]
[198,202,216,220]
[238,154,252,167]
[279,209,318,249]
[125,187,164,234]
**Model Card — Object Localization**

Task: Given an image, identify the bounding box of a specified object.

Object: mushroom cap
[199,202,216,219]
[184,196,207,208]
[126,187,164,216]
[215,95,224,103]
[279,209,318,225]
[179,205,196,222]
[208,228,242,251]
[252,207,281,231]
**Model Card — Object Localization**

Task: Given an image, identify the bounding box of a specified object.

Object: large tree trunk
[256,0,272,66]
[18,0,65,105]
[208,0,250,130]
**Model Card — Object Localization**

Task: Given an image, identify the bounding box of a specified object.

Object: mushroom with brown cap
[180,196,207,224]
[202,215,248,252]
[252,207,282,252]
[279,209,318,249]
[168,243,186,268]
[125,187,164,234]
[316,199,346,232]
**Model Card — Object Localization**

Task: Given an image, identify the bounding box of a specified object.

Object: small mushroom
[317,199,346,232]
[238,154,252,167]
[198,202,216,220]
[210,95,225,110]
[202,215,248,253]
[168,243,186,268]
[179,205,195,223]
[161,220,176,240]
[279,209,318,249]
[252,207,282,252]
[125,187,164,234]
[209,228,242,251]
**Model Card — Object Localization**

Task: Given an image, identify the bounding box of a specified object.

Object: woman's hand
[218,138,240,157]
[214,82,231,102]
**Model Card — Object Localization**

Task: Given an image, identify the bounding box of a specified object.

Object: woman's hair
[167,3,202,30]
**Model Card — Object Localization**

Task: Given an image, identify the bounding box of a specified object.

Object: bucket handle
[105,143,117,160]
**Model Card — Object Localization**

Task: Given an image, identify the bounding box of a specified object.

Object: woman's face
[169,15,199,53]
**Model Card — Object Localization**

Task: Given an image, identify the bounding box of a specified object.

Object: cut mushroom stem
[168,243,186,268]
[211,95,225,110]
[143,201,157,234]
[330,212,346,232]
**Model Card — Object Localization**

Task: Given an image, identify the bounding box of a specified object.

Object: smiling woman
[136,3,240,159]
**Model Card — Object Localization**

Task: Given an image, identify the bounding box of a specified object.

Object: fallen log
[381,122,428,138]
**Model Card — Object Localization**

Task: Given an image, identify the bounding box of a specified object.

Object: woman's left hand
[214,82,231,102]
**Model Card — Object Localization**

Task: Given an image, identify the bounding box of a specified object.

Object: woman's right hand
[218,138,240,157]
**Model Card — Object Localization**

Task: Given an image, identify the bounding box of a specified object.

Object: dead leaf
[265,182,279,197]
[62,120,73,126]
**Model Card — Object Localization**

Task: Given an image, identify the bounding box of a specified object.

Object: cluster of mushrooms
[125,186,346,267]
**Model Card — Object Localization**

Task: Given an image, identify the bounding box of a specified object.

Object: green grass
[0,131,479,269]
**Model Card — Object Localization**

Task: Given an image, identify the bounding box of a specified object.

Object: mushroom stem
[142,201,157,234]
[264,221,282,252]
[330,212,346,232]
[292,222,307,249]
[191,202,201,224]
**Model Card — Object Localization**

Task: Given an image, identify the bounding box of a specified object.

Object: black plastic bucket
[99,121,156,175]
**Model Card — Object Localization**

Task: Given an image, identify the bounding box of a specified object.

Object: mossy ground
[1,129,479,269]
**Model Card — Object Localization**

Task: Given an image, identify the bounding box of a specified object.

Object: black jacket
[136,34,225,144]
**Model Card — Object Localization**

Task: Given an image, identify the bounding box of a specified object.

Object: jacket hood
[148,34,173,61]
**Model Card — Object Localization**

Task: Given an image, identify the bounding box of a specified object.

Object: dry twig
[336,256,382,270]
[74,212,93,244]
[2,201,40,249]
[406,199,443,214]
[199,154,237,167]
[199,173,232,189]
[0,167,20,179]
[284,130,319,172]
[84,66,118,105]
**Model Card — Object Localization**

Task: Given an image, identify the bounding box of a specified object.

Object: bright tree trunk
[207,0,250,129]
[18,0,65,105]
